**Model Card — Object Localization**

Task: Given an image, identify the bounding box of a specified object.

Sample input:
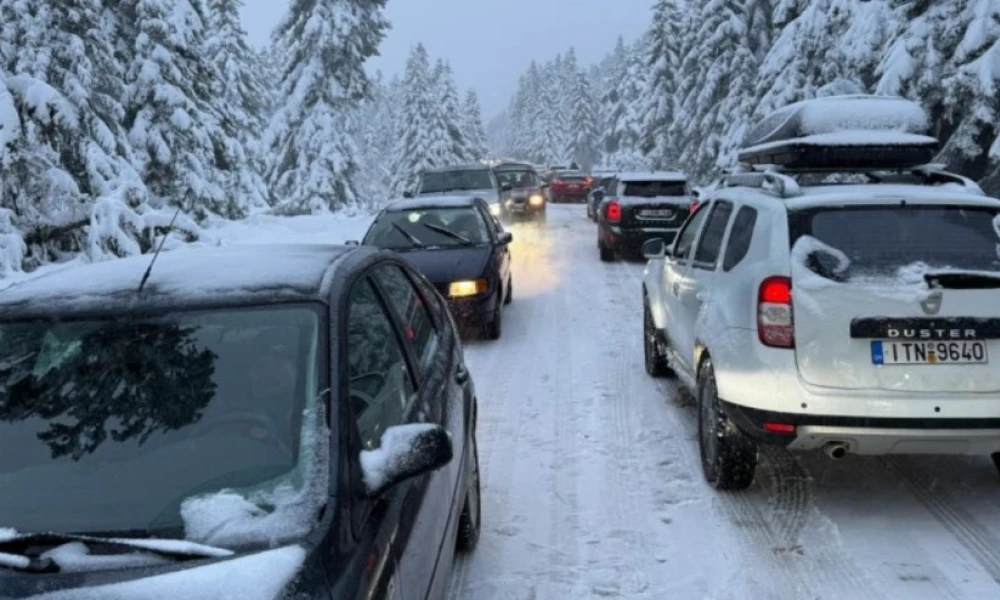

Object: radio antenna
[137,206,182,294]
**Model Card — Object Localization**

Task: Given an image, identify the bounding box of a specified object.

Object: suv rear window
[622,181,688,198]
[788,205,1000,278]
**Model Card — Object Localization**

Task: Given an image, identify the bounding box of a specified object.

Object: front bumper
[601,225,678,254]
[722,401,1000,456]
[505,200,545,218]
[445,291,498,326]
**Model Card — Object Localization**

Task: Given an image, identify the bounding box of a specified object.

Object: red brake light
[763,422,796,434]
[757,276,794,348]
[606,200,621,223]
[690,199,700,213]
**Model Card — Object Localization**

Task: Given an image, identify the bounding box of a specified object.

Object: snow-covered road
[448,205,1000,600]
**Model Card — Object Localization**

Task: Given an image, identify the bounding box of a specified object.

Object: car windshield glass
[496,170,539,188]
[0,305,321,536]
[418,170,494,193]
[622,181,687,197]
[365,207,489,249]
[790,205,1000,278]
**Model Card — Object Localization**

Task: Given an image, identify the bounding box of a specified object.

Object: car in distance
[0,243,481,598]
[596,170,693,261]
[642,94,1000,490]
[361,196,513,339]
[410,163,512,219]
[548,170,591,203]
[494,163,548,221]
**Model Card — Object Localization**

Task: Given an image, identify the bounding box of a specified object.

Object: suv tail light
[690,198,700,213]
[606,200,621,223]
[758,276,794,348]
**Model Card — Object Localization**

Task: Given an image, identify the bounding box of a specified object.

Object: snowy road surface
[448,205,1000,600]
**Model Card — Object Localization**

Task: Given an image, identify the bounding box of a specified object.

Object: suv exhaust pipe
[824,442,849,460]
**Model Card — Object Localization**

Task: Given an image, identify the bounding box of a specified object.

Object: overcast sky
[239,1,654,119]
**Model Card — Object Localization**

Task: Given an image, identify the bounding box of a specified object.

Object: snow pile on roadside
[26,545,307,600]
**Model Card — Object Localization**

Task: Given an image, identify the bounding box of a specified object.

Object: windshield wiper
[0,532,233,573]
[391,223,424,248]
[421,223,472,245]
[925,271,1000,289]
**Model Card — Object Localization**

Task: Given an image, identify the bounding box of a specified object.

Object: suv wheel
[599,243,614,262]
[456,433,481,552]
[643,297,672,377]
[504,277,513,305]
[484,301,503,340]
[698,358,758,490]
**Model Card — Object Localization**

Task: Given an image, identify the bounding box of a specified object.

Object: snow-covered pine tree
[462,90,488,162]
[603,38,650,171]
[388,44,437,197]
[598,36,628,163]
[568,70,598,170]
[640,0,684,168]
[266,0,388,214]
[431,60,470,164]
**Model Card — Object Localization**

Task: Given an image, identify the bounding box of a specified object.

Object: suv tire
[698,358,757,490]
[599,244,614,262]
[643,297,672,377]
[484,302,503,340]
[456,434,482,552]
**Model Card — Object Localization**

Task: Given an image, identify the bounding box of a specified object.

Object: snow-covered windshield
[496,170,540,189]
[365,207,489,249]
[418,170,494,193]
[789,205,1000,278]
[0,305,322,537]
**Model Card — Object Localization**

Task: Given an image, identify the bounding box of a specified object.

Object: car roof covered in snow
[423,163,492,173]
[0,244,365,319]
[783,183,1000,211]
[493,162,536,171]
[383,196,482,211]
[617,171,688,183]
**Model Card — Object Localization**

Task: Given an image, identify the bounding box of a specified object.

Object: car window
[723,206,758,272]
[622,180,688,197]
[418,169,494,193]
[693,201,733,269]
[373,266,439,377]
[673,201,712,262]
[346,279,415,451]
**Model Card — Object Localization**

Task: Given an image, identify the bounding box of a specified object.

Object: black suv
[0,244,481,599]
[595,171,694,261]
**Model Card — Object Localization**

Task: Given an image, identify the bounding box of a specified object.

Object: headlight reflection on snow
[503,220,560,298]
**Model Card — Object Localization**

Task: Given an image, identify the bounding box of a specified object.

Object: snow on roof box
[739,95,939,171]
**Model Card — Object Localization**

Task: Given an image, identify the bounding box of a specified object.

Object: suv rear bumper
[722,400,1000,455]
[600,224,678,254]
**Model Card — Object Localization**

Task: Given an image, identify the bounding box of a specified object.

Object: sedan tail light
[606,200,622,223]
[757,276,794,348]
[690,198,700,213]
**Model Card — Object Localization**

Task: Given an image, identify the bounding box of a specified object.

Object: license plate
[871,340,989,365]
[509,205,524,212]
[639,209,674,218]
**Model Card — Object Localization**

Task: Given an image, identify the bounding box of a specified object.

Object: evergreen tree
[462,90,488,161]
[266,0,388,214]
[431,60,468,164]
[388,45,436,197]
[568,70,598,169]
[598,37,628,161]
[641,0,684,167]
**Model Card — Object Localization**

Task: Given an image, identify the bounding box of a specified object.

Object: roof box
[738,95,939,170]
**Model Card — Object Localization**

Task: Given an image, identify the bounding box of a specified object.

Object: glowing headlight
[529,194,544,206]
[489,204,501,216]
[449,279,488,298]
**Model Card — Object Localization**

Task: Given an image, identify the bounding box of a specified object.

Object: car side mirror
[692,190,701,200]
[345,240,360,246]
[642,238,669,260]
[593,190,605,201]
[501,183,513,192]
[360,424,453,498]
[498,232,513,245]
[403,191,414,199]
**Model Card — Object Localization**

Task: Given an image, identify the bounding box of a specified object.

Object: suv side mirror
[501,183,513,192]
[498,232,513,245]
[360,424,453,498]
[642,238,669,260]
[592,190,605,201]
[403,191,414,199]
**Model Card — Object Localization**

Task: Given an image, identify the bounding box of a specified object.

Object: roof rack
[723,163,985,197]
[724,171,801,199]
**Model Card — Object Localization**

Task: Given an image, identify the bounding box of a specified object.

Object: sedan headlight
[449,279,488,298]
[529,194,544,206]
[489,204,502,216]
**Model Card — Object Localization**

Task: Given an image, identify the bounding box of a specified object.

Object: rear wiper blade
[421,223,472,245]
[924,271,1000,289]
[390,223,424,248]
[0,532,233,573]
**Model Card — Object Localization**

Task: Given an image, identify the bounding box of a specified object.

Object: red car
[548,170,591,203]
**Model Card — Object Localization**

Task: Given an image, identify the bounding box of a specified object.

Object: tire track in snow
[886,456,1000,585]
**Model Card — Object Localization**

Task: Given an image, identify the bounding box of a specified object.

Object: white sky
[239,0,654,118]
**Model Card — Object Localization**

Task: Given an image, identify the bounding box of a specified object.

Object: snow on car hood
[19,545,307,600]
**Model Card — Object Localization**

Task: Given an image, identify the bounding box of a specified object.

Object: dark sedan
[494,164,548,221]
[0,243,481,599]
[361,196,513,340]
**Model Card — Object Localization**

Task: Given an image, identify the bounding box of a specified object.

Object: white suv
[641,95,1000,490]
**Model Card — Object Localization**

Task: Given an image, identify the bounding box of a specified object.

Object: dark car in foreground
[548,170,591,203]
[0,244,481,599]
[494,163,548,221]
[361,196,513,339]
[596,170,693,261]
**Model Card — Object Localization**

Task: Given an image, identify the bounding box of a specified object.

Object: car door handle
[455,364,470,384]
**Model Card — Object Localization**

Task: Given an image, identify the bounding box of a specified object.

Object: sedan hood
[395,247,491,286]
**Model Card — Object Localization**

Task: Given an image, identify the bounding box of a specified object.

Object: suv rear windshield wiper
[0,532,233,574]
[925,271,1000,289]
